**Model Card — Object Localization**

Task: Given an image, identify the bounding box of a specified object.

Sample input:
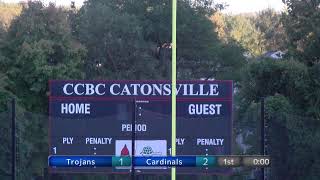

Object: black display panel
[49,80,233,174]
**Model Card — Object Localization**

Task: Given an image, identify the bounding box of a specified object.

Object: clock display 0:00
[253,158,270,166]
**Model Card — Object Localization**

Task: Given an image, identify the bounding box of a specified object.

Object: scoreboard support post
[261,97,265,180]
[131,99,136,180]
[171,0,177,179]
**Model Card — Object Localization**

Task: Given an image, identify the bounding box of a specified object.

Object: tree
[3,1,86,112]
[176,0,244,80]
[0,23,6,67]
[0,2,87,178]
[75,0,245,80]
[223,14,266,57]
[281,0,320,117]
[75,0,160,80]
[236,3,320,177]
[282,0,320,65]
[210,12,227,41]
[212,10,287,58]
[0,23,5,39]
[239,59,310,112]
[306,64,320,117]
[0,2,22,29]
[238,59,320,179]
[265,95,320,180]
[253,9,287,51]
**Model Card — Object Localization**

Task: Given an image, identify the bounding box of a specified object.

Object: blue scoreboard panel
[49,80,233,174]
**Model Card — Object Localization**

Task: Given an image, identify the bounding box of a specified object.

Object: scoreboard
[48,80,233,174]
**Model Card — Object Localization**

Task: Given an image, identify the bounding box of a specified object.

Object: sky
[2,0,286,14]
[217,0,286,14]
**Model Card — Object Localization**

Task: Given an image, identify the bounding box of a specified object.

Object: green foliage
[0,74,15,111]
[306,64,320,117]
[264,95,291,180]
[0,75,16,179]
[265,95,292,114]
[224,15,265,57]
[239,58,320,179]
[212,10,286,58]
[283,0,320,65]
[0,23,5,39]
[76,0,160,79]
[75,0,245,80]
[239,59,309,112]
[0,2,86,179]
[253,9,287,51]
[3,1,86,112]
[280,0,320,119]
[211,1,319,180]
[0,74,31,179]
[176,1,245,80]
[237,39,320,119]
[265,95,320,180]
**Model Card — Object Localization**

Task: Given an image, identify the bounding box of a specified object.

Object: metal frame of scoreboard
[48,80,233,175]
